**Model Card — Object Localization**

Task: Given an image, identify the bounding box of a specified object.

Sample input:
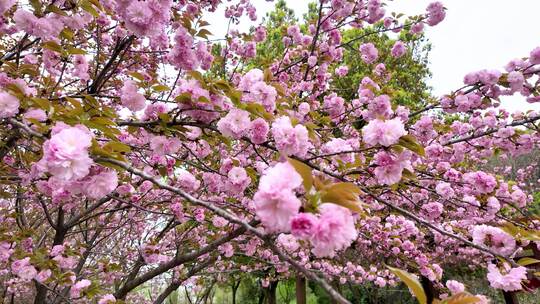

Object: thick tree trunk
[420,276,439,304]
[502,291,519,304]
[296,276,306,304]
[259,281,279,304]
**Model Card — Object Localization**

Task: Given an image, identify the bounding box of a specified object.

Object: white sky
[208,0,540,113]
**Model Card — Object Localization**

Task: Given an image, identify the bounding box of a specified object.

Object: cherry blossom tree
[0,1,539,304]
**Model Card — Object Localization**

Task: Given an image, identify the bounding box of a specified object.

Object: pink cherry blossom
[435,182,455,199]
[39,125,94,181]
[0,91,19,118]
[445,280,465,294]
[529,46,540,64]
[290,212,319,239]
[253,162,302,232]
[463,171,497,194]
[310,203,357,258]
[0,0,15,15]
[422,202,444,220]
[98,294,116,304]
[362,118,406,147]
[83,169,119,199]
[23,108,47,122]
[227,166,251,194]
[372,151,411,185]
[238,69,264,91]
[359,43,378,64]
[11,257,37,280]
[35,269,52,283]
[487,263,526,291]
[391,41,407,58]
[249,82,277,112]
[217,108,252,139]
[72,55,90,81]
[0,242,12,262]
[219,243,234,257]
[249,118,269,144]
[150,135,181,156]
[472,225,516,256]
[277,234,300,252]
[120,80,146,112]
[117,0,171,38]
[70,279,92,298]
[176,169,200,193]
[426,2,446,26]
[168,26,198,70]
[271,116,311,157]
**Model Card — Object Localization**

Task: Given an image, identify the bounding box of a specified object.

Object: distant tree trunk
[266,281,278,304]
[366,285,378,304]
[296,276,306,304]
[347,282,362,302]
[502,291,519,304]
[258,280,266,304]
[330,281,342,304]
[420,276,439,304]
[232,280,241,304]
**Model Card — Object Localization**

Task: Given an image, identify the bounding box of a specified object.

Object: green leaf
[103,141,131,153]
[175,93,192,104]
[84,94,100,108]
[90,117,117,126]
[272,83,286,96]
[198,20,210,27]
[401,168,417,180]
[66,46,86,55]
[152,84,169,92]
[517,257,540,266]
[181,16,192,33]
[214,80,231,92]
[32,98,51,110]
[65,97,82,109]
[398,135,425,156]
[287,158,313,191]
[29,0,42,15]
[80,0,100,17]
[87,0,103,10]
[158,113,171,123]
[438,292,481,304]
[228,90,243,108]
[60,28,75,40]
[19,64,39,77]
[187,71,204,82]
[245,103,273,120]
[129,72,145,81]
[196,29,212,39]
[501,223,540,242]
[45,4,68,16]
[263,68,273,82]
[246,167,258,182]
[42,41,63,53]
[320,182,363,213]
[198,96,210,103]
[387,266,427,304]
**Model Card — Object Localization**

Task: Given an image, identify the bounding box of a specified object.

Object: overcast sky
[209,0,540,112]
